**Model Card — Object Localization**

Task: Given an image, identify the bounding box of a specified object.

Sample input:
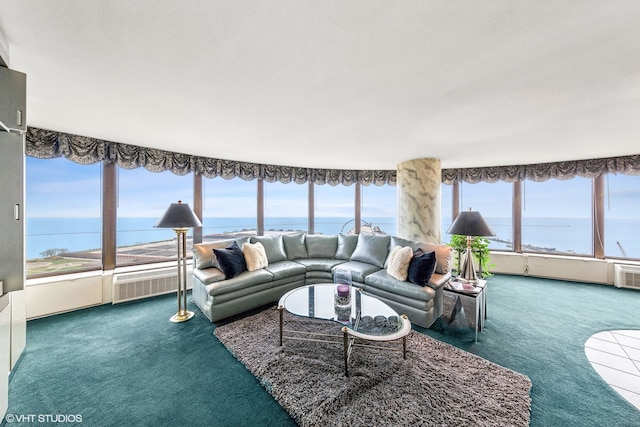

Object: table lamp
[154,200,202,322]
[447,209,495,282]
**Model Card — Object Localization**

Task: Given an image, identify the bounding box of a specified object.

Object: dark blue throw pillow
[213,241,247,279]
[407,248,437,287]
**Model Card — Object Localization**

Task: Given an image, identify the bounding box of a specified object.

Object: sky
[25,156,640,220]
[25,157,398,218]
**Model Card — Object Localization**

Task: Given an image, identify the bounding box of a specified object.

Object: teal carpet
[3,275,640,426]
[3,294,295,427]
[421,275,640,427]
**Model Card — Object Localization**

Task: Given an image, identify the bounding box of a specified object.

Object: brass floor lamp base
[170,310,195,323]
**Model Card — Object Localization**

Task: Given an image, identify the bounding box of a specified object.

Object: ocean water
[25,216,640,260]
[25,217,397,260]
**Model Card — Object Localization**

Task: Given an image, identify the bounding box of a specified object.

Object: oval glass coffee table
[277,284,411,376]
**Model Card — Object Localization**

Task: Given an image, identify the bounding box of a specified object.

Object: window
[264,181,308,234]
[604,174,640,259]
[361,184,397,236]
[202,177,257,242]
[25,157,102,277]
[460,181,512,250]
[522,177,592,255]
[314,184,355,235]
[441,183,453,242]
[116,167,193,266]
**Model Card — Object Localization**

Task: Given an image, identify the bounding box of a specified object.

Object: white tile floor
[585,330,640,410]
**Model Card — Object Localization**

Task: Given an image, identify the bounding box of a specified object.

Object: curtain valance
[26,127,639,185]
[25,127,396,186]
[442,155,640,184]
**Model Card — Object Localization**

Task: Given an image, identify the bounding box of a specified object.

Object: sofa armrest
[427,272,451,291]
[193,267,226,286]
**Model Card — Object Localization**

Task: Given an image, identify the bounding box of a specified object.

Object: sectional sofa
[191,233,452,328]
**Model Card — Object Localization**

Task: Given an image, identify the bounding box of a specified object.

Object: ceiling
[0,1,639,170]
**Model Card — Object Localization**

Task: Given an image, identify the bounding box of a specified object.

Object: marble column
[397,158,441,243]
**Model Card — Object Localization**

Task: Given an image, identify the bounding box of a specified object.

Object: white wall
[0,289,26,424]
[26,272,104,319]
[0,25,10,66]
[489,252,629,285]
[10,290,26,370]
[0,294,11,420]
[25,261,191,320]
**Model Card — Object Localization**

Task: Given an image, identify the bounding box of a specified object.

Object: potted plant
[448,235,493,278]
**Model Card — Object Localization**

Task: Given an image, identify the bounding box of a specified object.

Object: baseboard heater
[112,266,188,304]
[613,264,640,290]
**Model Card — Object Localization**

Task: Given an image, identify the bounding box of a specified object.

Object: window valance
[25,127,396,186]
[26,127,640,185]
[442,155,640,184]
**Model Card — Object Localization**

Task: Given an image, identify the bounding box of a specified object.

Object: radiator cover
[112,267,189,303]
[613,264,640,290]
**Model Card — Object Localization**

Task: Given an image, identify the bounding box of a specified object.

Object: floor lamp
[154,200,202,322]
[447,209,495,283]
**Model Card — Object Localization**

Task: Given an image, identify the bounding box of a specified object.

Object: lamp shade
[446,210,495,237]
[154,201,202,229]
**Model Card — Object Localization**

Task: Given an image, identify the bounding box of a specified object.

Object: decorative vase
[333,268,352,308]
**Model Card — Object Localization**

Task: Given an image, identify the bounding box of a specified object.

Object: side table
[443,278,488,342]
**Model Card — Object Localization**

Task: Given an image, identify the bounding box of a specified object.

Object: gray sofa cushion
[332,261,380,283]
[295,258,346,272]
[364,269,436,302]
[283,233,308,260]
[335,234,358,260]
[350,233,390,268]
[305,234,338,258]
[265,260,306,281]
[206,269,274,297]
[251,235,287,263]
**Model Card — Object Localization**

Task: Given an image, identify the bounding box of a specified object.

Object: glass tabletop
[279,284,408,339]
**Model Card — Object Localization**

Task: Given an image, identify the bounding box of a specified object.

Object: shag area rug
[214,308,531,427]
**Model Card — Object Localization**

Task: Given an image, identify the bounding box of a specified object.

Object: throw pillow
[335,234,359,260]
[250,235,287,263]
[385,236,421,267]
[192,242,220,269]
[387,245,414,281]
[213,241,247,279]
[283,233,308,260]
[407,248,438,287]
[193,239,247,270]
[420,243,452,274]
[305,234,339,258]
[242,242,268,271]
[350,233,391,268]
